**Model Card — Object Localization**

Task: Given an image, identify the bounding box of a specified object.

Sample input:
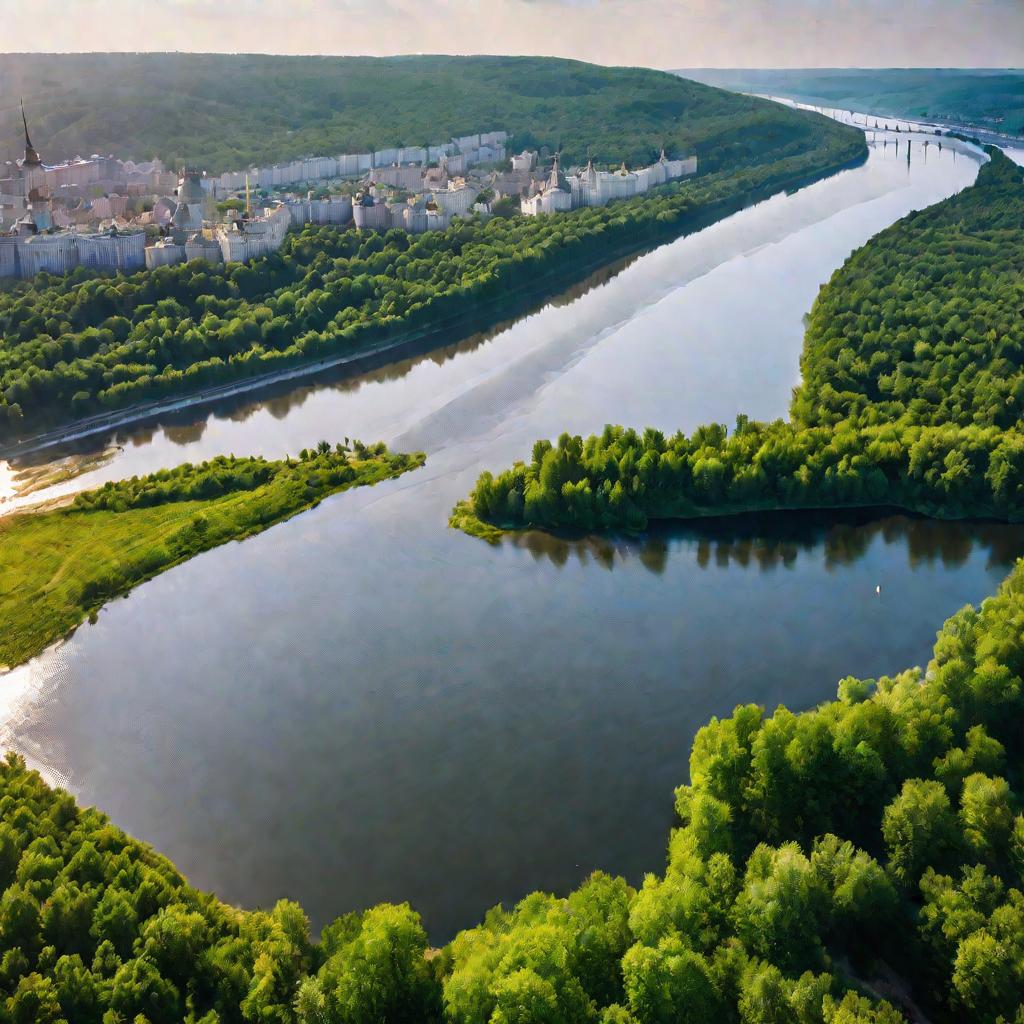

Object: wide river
[3,130,1020,941]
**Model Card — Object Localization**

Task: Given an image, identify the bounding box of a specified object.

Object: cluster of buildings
[0,103,698,281]
[207,131,508,198]
[521,150,697,215]
[142,169,293,270]
[0,108,156,278]
[0,110,513,279]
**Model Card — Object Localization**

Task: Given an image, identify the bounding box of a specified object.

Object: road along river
[2,130,1013,941]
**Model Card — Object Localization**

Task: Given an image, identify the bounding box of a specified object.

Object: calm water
[3,133,1012,941]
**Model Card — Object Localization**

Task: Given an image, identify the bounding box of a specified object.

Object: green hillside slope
[3,53,846,172]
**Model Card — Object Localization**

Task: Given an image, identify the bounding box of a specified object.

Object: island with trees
[452,149,1024,540]
[0,442,423,671]
[0,552,1021,1021]
[0,65,864,448]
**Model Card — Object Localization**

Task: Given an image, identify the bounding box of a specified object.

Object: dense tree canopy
[0,110,863,444]
[455,150,1024,537]
[2,54,854,173]
[4,550,1024,1022]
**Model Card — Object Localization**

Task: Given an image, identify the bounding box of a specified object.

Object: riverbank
[453,148,1022,543]
[0,444,424,671]
[0,138,866,462]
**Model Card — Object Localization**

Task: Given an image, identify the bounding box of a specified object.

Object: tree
[881,780,960,885]
[297,904,439,1024]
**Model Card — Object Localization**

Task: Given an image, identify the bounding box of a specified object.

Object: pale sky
[3,0,1022,69]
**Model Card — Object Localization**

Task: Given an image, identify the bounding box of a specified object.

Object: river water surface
[3,131,1017,941]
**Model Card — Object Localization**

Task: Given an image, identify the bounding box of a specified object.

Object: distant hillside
[3,53,839,174]
[676,68,1024,136]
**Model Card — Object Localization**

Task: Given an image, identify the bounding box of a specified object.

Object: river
[2,129,1017,942]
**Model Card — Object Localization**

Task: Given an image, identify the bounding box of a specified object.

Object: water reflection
[509,510,1024,575]
[12,251,646,469]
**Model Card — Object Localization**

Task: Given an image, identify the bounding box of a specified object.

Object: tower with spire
[20,100,42,170]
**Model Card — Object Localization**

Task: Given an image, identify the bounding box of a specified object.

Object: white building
[216,204,291,263]
[18,232,79,276]
[521,155,573,216]
[352,194,391,231]
[145,239,187,270]
[429,182,478,217]
[567,151,697,211]
[511,151,535,173]
[372,164,425,191]
[77,228,146,272]
[184,235,223,265]
[285,195,353,227]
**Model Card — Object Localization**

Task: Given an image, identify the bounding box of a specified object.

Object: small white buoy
[875,584,881,596]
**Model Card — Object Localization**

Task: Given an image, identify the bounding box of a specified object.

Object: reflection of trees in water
[32,248,647,465]
[508,511,1024,576]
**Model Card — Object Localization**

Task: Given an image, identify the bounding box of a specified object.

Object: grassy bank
[0,443,423,670]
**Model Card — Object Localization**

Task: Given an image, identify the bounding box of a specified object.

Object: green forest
[0,442,423,670]
[1,552,1023,1021]
[0,109,863,445]
[679,68,1024,137]
[2,54,846,173]
[453,150,1024,538]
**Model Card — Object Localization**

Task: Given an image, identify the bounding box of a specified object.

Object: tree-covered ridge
[2,53,848,173]
[0,117,864,445]
[452,150,1024,537]
[792,152,1024,429]
[5,554,1024,1022]
[0,442,423,670]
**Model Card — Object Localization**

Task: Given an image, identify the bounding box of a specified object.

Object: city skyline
[3,0,1023,69]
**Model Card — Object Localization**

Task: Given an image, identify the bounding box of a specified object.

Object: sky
[2,0,1022,69]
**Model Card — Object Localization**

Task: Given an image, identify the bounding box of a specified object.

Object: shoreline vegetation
[453,149,1024,542]
[1,557,1023,1022]
[0,442,423,671]
[0,103,864,452]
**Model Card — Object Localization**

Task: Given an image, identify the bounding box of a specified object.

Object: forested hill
[3,53,840,172]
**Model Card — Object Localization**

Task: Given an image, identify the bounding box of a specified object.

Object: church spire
[20,99,42,168]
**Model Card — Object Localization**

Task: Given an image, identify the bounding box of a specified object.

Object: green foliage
[7,560,1024,1019]
[0,444,424,669]
[6,535,1024,1022]
[0,98,862,442]
[3,54,853,174]
[297,904,439,1024]
[456,152,1024,536]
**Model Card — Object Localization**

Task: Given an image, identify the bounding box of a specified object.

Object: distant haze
[4,0,1023,69]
